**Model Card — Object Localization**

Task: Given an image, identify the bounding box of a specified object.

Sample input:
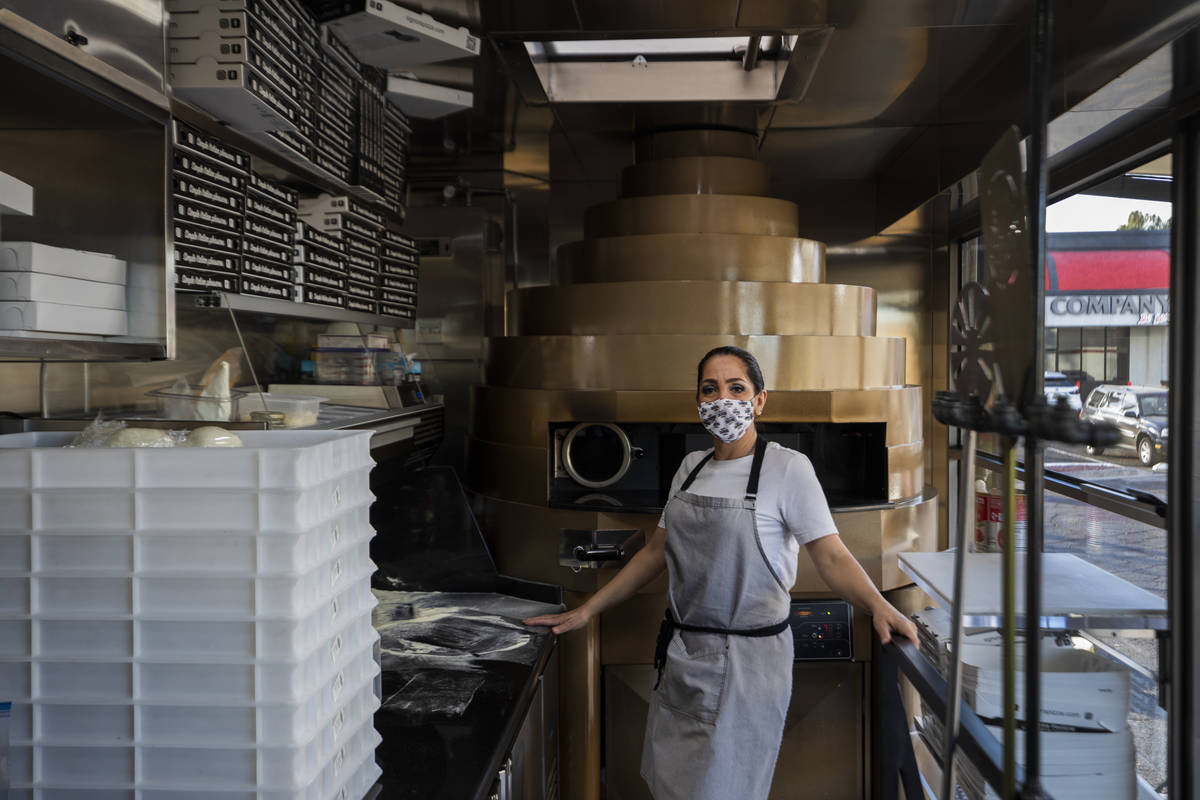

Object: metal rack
[0,9,172,362]
[169,98,400,223]
[899,552,1168,632]
[190,290,413,329]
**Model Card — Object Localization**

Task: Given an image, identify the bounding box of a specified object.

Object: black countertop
[368,467,563,800]
[372,591,559,800]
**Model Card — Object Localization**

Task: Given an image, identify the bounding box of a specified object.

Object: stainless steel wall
[406,205,506,472]
[0,309,332,418]
[1,0,167,93]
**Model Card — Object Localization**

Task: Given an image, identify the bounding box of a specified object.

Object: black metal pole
[1022,0,1052,796]
[1167,61,1200,800]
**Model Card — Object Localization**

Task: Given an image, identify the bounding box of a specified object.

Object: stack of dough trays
[0,242,128,338]
[0,430,383,799]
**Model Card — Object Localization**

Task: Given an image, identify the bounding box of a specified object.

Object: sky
[1046,193,1173,232]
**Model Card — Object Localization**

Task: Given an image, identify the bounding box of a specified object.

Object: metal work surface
[899,552,1168,630]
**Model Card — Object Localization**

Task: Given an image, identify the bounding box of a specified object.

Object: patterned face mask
[697,398,756,443]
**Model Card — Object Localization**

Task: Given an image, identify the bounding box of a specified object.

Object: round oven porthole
[561,423,633,489]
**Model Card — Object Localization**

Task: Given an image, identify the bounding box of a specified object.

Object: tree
[1117,210,1171,230]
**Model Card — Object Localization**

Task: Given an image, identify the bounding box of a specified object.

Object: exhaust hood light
[533,37,755,59]
[521,33,814,103]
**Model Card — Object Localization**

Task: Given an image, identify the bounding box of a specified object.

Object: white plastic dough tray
[0,271,126,310]
[0,430,383,798]
[0,299,128,335]
[0,241,127,283]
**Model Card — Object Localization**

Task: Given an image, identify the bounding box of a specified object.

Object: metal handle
[573,544,623,562]
[496,756,512,800]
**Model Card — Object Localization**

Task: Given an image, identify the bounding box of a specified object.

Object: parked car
[1079,384,1169,465]
[1058,369,1099,399]
[1044,371,1082,410]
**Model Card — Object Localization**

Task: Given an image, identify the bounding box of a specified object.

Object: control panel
[789,600,853,661]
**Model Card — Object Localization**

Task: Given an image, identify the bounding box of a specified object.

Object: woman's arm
[523,526,669,634]
[804,534,918,644]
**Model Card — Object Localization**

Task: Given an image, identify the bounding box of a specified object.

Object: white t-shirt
[656,441,839,589]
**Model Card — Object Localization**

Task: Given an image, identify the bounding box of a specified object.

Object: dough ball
[186,426,244,448]
[106,428,175,448]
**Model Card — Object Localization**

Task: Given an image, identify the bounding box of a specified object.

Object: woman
[524,345,918,800]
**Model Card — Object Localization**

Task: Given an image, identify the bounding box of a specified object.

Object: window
[957,149,1171,795]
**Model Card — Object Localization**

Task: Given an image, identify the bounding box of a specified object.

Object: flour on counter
[382,670,487,718]
[373,589,550,665]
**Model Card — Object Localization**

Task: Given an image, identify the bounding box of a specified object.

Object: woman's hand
[524,604,594,635]
[871,603,918,645]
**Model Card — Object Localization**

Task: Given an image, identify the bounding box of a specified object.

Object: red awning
[1045,249,1169,291]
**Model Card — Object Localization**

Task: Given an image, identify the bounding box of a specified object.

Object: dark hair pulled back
[696,346,766,398]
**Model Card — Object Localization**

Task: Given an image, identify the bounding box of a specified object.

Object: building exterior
[1044,230,1169,392]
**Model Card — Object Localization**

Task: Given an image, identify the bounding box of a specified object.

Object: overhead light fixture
[535,37,758,60]
[520,32,826,103]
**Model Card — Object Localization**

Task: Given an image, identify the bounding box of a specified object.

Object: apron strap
[679,451,715,492]
[653,607,790,689]
[744,436,768,501]
[678,435,769,496]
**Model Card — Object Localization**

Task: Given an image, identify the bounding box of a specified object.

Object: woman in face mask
[524,345,917,800]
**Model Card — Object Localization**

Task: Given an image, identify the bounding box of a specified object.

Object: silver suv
[1079,384,1169,466]
[1044,371,1082,411]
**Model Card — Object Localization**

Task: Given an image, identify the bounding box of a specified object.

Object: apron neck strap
[678,436,769,498]
[745,436,768,501]
[679,451,714,492]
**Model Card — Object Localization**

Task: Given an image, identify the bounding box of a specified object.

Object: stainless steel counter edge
[312,401,443,450]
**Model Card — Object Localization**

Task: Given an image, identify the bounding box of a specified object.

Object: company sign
[1045,291,1169,327]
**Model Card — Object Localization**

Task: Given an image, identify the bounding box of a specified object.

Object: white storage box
[0,272,126,309]
[959,641,1131,732]
[0,241,126,283]
[956,725,1135,800]
[0,300,127,335]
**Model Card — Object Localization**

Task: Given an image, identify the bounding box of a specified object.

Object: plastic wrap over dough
[185,426,244,447]
[106,428,175,448]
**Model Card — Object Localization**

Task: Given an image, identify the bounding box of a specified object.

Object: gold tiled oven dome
[466,128,936,800]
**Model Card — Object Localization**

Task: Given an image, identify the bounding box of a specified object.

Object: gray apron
[641,438,794,800]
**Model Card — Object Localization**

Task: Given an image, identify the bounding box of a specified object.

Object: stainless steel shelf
[169,99,403,223]
[0,336,167,362]
[187,291,414,328]
[899,552,1168,630]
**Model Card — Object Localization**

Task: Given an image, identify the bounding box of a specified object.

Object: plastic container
[312,348,387,385]
[0,431,374,490]
[238,392,327,429]
[0,301,127,336]
[0,430,382,798]
[146,383,245,422]
[6,710,381,797]
[0,473,373,533]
